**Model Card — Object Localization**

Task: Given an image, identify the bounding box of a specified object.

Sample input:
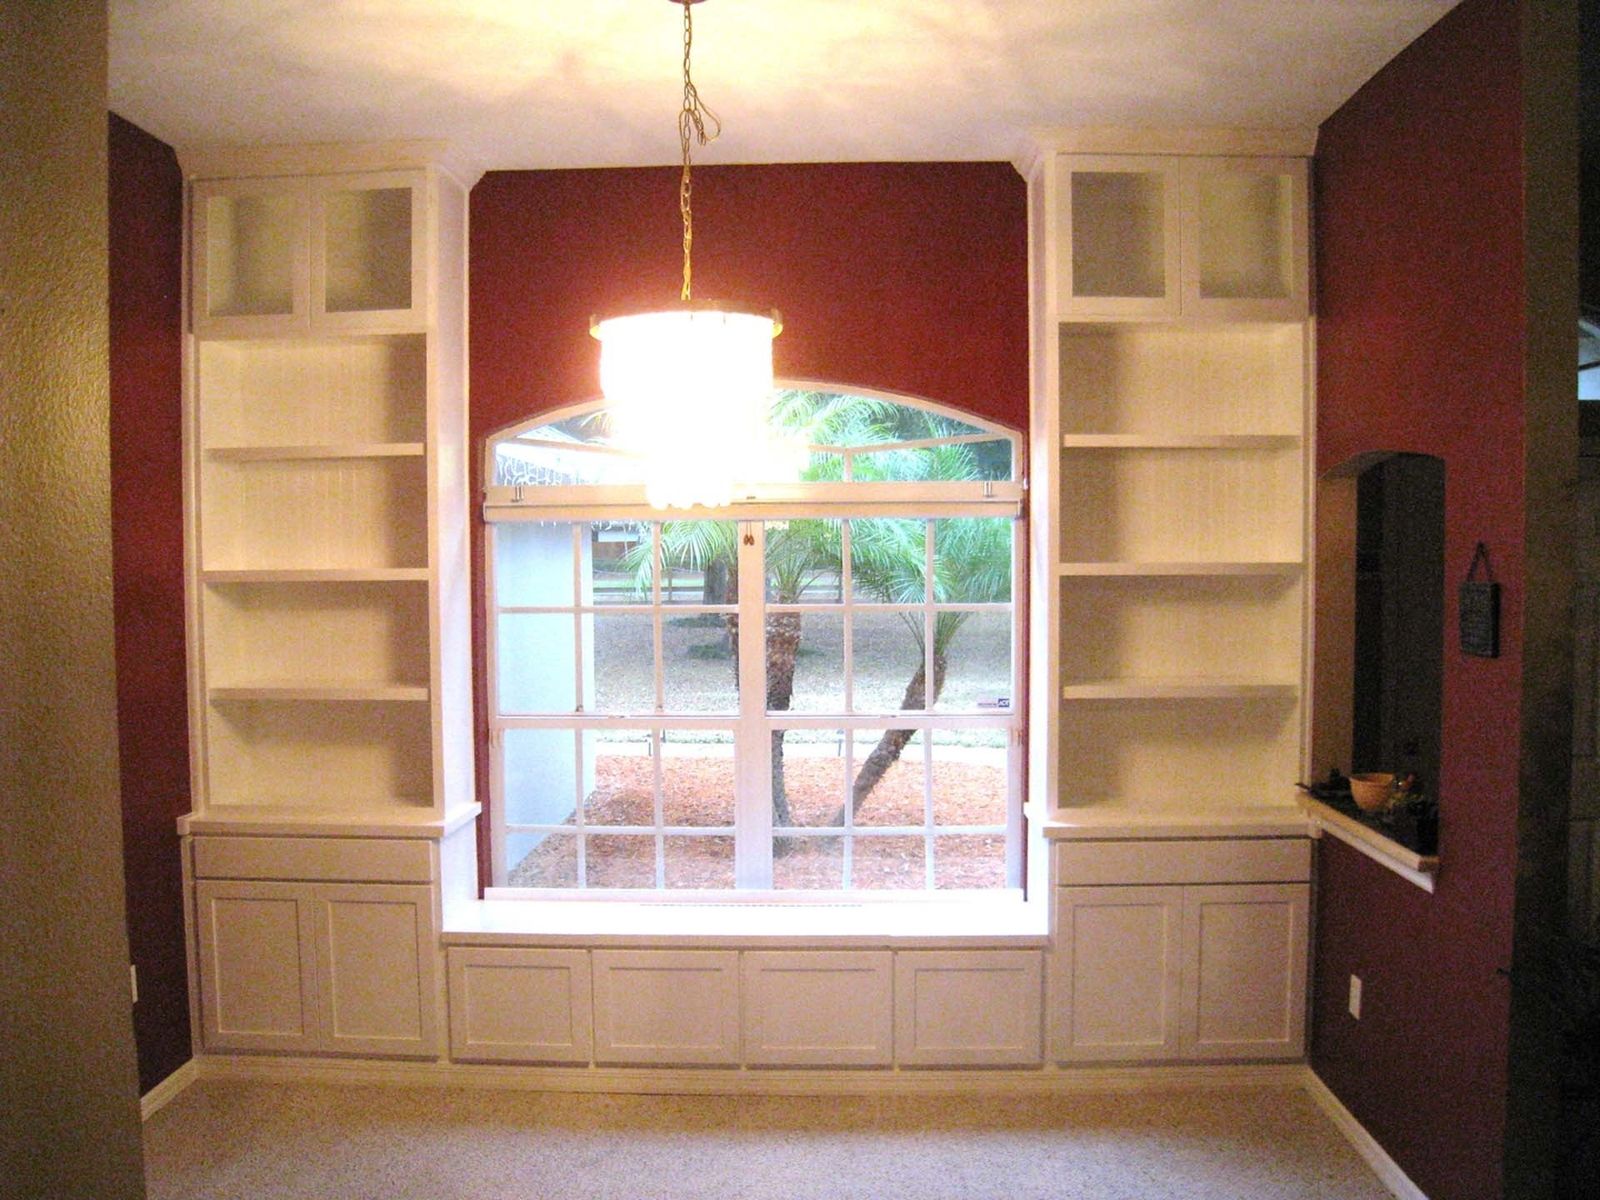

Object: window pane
[503,728,577,827]
[661,730,735,827]
[853,836,926,890]
[585,521,649,604]
[582,730,652,825]
[930,729,1008,828]
[773,836,844,890]
[766,519,841,603]
[850,518,925,603]
[588,612,655,713]
[657,520,738,604]
[661,612,739,713]
[933,835,1007,889]
[849,611,926,712]
[850,728,926,828]
[507,832,577,888]
[935,610,1012,713]
[664,835,734,889]
[496,613,578,713]
[585,834,656,888]
[772,729,847,828]
[772,612,843,713]
[933,518,1012,603]
[494,521,575,608]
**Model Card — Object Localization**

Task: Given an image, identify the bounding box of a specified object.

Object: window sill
[1299,796,1438,893]
[443,893,1048,949]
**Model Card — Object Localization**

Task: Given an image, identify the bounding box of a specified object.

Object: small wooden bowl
[1348,772,1395,813]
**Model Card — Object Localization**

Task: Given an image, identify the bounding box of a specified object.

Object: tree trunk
[765,611,801,831]
[832,653,947,826]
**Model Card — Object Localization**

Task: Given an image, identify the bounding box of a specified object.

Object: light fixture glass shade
[592,306,791,508]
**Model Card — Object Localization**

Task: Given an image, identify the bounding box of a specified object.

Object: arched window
[483,387,1023,896]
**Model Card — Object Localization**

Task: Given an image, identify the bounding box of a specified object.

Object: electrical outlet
[130,964,138,1005]
[1348,974,1362,1019]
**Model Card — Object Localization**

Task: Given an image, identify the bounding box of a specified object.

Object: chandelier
[590,0,793,509]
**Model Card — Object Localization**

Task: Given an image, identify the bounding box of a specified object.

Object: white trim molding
[140,1058,201,1121]
[1303,1069,1430,1200]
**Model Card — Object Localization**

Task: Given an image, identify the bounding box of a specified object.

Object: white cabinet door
[447,947,593,1064]
[894,950,1043,1066]
[741,950,893,1067]
[313,883,439,1058]
[1179,883,1308,1059]
[191,178,310,337]
[309,171,429,333]
[195,879,319,1053]
[1179,157,1309,321]
[591,950,741,1066]
[1051,886,1183,1062]
[1056,154,1182,320]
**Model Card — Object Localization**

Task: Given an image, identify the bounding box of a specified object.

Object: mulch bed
[508,752,1007,891]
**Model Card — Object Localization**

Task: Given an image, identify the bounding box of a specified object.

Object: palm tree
[629,391,1010,831]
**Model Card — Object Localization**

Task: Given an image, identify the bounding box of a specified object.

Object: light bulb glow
[592,307,787,508]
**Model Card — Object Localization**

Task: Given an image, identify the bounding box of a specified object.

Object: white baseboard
[140,1058,200,1121]
[194,1053,1306,1098]
[1302,1069,1429,1200]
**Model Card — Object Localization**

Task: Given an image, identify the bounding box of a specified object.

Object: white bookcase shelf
[182,146,472,824]
[1027,131,1312,823]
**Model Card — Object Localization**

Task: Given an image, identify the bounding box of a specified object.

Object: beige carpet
[142,1080,1392,1200]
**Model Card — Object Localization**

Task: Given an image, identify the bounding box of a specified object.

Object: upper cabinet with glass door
[193,171,428,337]
[1056,153,1308,322]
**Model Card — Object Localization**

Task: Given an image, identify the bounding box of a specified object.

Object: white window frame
[483,388,1025,899]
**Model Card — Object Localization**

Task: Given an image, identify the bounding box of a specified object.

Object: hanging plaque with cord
[1459,541,1500,658]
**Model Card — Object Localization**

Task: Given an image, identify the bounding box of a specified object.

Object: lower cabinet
[1051,881,1308,1062]
[196,879,439,1058]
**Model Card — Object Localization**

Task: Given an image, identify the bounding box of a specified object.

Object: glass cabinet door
[192,178,309,335]
[310,171,427,331]
[1056,155,1181,320]
[1180,158,1308,320]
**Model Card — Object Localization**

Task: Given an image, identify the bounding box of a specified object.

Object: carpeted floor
[142,1080,1393,1199]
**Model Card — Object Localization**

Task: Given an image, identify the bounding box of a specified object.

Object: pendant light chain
[678,0,720,301]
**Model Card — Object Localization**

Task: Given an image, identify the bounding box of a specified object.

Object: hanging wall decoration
[1459,541,1500,658]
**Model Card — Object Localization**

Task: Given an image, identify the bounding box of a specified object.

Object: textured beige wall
[0,3,149,1196]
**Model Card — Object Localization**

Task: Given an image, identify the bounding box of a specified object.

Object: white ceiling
[109,1,1458,176]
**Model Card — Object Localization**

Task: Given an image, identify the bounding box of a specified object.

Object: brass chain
[678,0,720,301]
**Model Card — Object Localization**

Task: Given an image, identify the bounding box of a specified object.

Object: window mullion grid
[734,521,773,888]
[923,520,937,890]
[572,728,587,888]
[841,730,854,888]
[651,524,666,888]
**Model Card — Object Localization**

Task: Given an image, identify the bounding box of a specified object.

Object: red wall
[108,113,191,1094]
[1312,2,1526,1196]
[468,163,1030,876]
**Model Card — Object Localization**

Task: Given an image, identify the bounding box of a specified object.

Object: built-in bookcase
[1027,133,1314,818]
[181,146,472,827]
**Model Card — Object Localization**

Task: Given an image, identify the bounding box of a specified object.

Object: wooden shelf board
[209,683,430,702]
[1061,678,1298,700]
[1059,434,1299,450]
[1299,796,1438,893]
[178,801,480,840]
[202,568,431,584]
[1057,561,1303,578]
[1028,801,1309,841]
[206,442,425,462]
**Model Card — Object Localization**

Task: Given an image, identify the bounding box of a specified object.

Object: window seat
[442,894,1047,948]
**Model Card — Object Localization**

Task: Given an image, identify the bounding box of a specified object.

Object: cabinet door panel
[742,951,893,1067]
[195,880,319,1052]
[591,950,741,1066]
[1056,154,1180,319]
[313,883,439,1057]
[447,947,593,1064]
[894,950,1042,1066]
[1052,886,1182,1061]
[309,171,428,333]
[1179,158,1309,320]
[1180,883,1307,1059]
[192,178,310,337]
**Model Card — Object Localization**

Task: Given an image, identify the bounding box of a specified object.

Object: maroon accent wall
[108,113,191,1094]
[468,163,1030,879]
[1312,2,1525,1196]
